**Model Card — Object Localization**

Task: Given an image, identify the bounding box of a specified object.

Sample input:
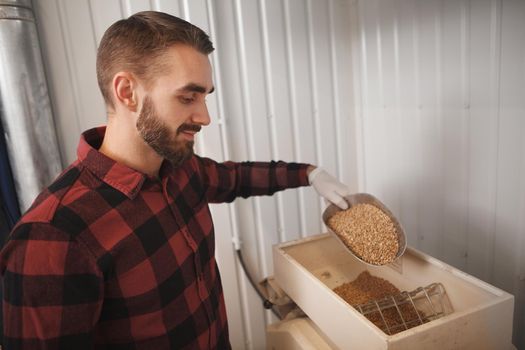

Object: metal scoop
[322,193,407,266]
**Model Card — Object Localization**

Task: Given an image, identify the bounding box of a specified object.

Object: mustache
[177,124,201,133]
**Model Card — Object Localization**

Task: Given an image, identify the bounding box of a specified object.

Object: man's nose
[192,102,211,126]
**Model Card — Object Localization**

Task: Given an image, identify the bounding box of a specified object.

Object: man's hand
[308,166,350,210]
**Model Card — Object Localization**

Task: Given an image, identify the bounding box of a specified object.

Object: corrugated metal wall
[350,0,525,348]
[212,1,357,347]
[32,0,524,348]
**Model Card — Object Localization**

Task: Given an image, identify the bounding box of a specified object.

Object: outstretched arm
[195,156,311,203]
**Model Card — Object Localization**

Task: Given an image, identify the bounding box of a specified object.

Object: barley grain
[327,203,399,265]
[333,271,428,334]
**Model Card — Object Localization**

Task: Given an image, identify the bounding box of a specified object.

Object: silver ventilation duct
[0,0,62,212]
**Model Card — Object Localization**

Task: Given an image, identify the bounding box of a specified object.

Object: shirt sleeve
[0,222,103,350]
[194,156,311,204]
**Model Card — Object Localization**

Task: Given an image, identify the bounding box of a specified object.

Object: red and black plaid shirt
[0,127,310,349]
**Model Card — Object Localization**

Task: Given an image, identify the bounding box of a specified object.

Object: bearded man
[0,11,349,349]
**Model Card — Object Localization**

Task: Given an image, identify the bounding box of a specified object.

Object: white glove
[308,167,350,210]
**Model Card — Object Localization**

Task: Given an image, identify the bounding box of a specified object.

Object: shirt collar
[77,126,147,199]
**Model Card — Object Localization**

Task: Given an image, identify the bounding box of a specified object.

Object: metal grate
[353,283,453,335]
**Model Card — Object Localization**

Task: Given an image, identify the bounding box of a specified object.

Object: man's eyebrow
[177,83,215,94]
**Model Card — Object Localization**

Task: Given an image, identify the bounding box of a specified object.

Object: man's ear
[112,72,139,112]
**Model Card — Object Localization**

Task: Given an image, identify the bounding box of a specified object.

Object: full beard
[136,96,195,167]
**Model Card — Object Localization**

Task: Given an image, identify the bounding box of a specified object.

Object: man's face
[136,45,214,166]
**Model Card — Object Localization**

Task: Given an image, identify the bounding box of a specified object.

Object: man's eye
[179,96,194,104]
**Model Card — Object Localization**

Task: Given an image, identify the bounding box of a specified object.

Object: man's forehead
[163,45,211,69]
[155,46,213,92]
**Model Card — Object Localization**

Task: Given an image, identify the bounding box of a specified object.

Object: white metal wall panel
[351,0,525,348]
[33,0,357,349]
[214,0,357,347]
[494,3,525,348]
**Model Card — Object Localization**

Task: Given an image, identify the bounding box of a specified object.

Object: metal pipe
[0,0,62,212]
